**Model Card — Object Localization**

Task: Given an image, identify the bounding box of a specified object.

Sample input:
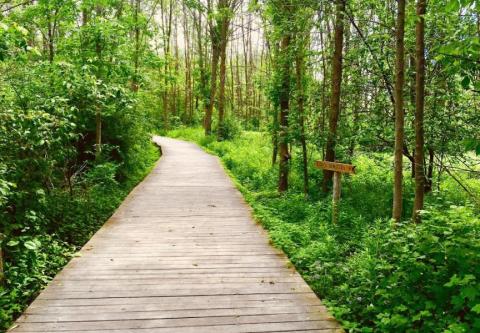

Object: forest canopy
[1,0,479,332]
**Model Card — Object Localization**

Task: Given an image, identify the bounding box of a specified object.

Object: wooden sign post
[315,160,356,224]
[0,234,4,286]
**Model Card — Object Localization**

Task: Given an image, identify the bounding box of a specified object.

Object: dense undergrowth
[167,127,480,333]
[0,6,162,329]
[0,79,159,329]
[0,143,159,331]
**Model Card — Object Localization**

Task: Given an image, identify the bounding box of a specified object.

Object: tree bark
[95,5,103,158]
[182,2,193,122]
[205,43,220,135]
[278,35,291,192]
[425,146,434,193]
[0,238,4,286]
[132,0,140,92]
[392,0,406,222]
[160,0,173,130]
[95,108,102,157]
[217,16,230,140]
[295,53,308,195]
[323,0,345,192]
[413,0,427,222]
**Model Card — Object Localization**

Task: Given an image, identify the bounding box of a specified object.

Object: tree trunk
[323,0,346,192]
[95,108,102,157]
[160,0,173,130]
[0,239,4,286]
[229,46,235,115]
[132,0,140,92]
[409,55,416,178]
[217,17,229,140]
[413,0,426,222]
[392,0,406,222]
[425,146,434,193]
[278,35,291,192]
[182,2,193,122]
[295,53,308,195]
[272,108,279,165]
[95,5,103,158]
[47,20,55,63]
[195,10,207,111]
[235,53,243,120]
[205,44,220,135]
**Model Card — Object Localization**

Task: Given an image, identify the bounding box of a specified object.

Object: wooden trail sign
[315,160,356,174]
[315,160,356,224]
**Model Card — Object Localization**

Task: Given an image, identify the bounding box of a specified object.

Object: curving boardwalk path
[10,136,342,333]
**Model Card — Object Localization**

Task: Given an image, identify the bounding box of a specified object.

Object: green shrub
[216,117,242,141]
[0,235,75,331]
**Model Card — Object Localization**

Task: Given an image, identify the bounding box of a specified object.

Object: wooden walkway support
[10,136,342,333]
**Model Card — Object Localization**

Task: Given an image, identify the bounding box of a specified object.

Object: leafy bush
[0,235,74,330]
[0,61,159,331]
[216,117,242,141]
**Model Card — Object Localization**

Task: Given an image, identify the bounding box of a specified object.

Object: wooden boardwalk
[10,137,342,333]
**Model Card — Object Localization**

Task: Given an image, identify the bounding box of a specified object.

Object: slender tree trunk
[173,16,179,116]
[278,35,291,192]
[392,0,406,222]
[95,108,102,156]
[0,240,4,286]
[229,47,235,114]
[409,54,416,178]
[241,14,250,123]
[296,53,309,195]
[413,0,426,222]
[132,0,140,92]
[182,3,192,122]
[319,27,328,160]
[425,146,434,193]
[194,11,207,115]
[160,0,173,130]
[205,44,220,135]
[95,5,103,158]
[323,0,346,192]
[235,53,243,119]
[217,17,229,140]
[47,20,55,63]
[272,108,279,165]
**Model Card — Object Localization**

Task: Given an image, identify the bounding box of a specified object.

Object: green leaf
[472,304,480,314]
[24,240,38,250]
[461,76,470,89]
[7,240,20,247]
[445,0,460,12]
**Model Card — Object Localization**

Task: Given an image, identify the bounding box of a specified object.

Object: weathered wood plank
[9,136,342,333]
[12,313,339,330]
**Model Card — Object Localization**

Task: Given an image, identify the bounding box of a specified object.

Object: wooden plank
[9,136,342,333]
[27,293,323,307]
[20,305,330,322]
[27,299,324,314]
[11,313,339,331]
[11,322,342,333]
[314,160,355,174]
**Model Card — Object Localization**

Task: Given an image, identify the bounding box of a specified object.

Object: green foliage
[216,117,242,141]
[0,235,75,328]
[167,127,480,333]
[0,1,161,330]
